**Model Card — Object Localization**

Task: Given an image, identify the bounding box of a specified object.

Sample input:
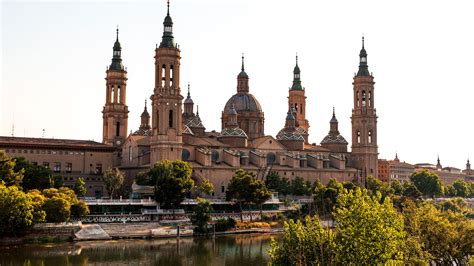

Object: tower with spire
[150,0,183,163]
[221,55,265,139]
[288,54,309,142]
[321,107,348,152]
[436,155,442,170]
[102,27,129,153]
[349,37,379,179]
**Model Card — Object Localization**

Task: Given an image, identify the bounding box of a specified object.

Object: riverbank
[0,222,283,246]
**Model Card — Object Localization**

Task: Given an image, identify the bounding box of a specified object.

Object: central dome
[223,93,263,114]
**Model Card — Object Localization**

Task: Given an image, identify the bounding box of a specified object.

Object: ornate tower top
[110,27,124,71]
[285,108,296,129]
[357,36,370,77]
[140,99,150,130]
[160,0,175,48]
[467,158,471,170]
[237,54,250,93]
[436,155,442,169]
[291,54,303,90]
[184,83,194,104]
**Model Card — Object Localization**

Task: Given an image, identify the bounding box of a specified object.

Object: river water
[0,233,279,266]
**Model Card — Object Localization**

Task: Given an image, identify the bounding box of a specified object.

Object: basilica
[104,2,379,197]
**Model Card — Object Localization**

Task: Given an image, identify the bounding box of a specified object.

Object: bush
[215,218,236,232]
[71,201,90,219]
[235,221,270,230]
[43,197,71,223]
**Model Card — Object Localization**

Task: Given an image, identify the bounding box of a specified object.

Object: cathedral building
[118,2,379,197]
[0,2,385,198]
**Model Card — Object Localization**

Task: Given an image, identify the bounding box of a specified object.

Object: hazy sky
[1,0,473,169]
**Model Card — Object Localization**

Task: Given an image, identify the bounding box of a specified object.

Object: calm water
[0,233,279,266]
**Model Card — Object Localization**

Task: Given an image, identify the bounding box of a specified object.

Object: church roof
[220,127,248,138]
[132,128,152,136]
[0,136,114,151]
[185,114,205,128]
[276,128,305,141]
[320,134,348,145]
[224,93,263,114]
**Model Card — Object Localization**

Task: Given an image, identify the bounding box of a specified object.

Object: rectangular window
[221,186,225,193]
[116,122,120,137]
[43,162,49,168]
[53,162,61,173]
[66,162,72,173]
[95,163,103,174]
[32,162,38,166]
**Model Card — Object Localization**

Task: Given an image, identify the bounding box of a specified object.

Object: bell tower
[102,28,129,148]
[288,54,309,142]
[150,1,183,164]
[350,37,378,179]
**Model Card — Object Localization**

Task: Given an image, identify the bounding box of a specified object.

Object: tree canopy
[410,170,443,197]
[103,167,124,199]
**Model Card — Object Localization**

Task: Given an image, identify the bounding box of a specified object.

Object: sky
[1,0,473,169]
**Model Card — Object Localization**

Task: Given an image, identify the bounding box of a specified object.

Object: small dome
[132,128,152,136]
[185,114,204,128]
[220,127,248,138]
[320,134,348,145]
[184,97,194,104]
[164,14,173,25]
[224,93,263,114]
[276,128,304,141]
[238,70,248,79]
[183,125,194,135]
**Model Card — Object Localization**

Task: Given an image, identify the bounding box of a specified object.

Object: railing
[83,198,157,205]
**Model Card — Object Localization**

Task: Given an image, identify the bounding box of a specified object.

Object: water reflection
[0,233,279,266]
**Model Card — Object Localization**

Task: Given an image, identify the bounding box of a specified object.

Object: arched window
[368,130,372,143]
[128,146,132,161]
[181,149,190,161]
[357,130,361,143]
[267,152,276,164]
[169,109,173,128]
[300,104,303,114]
[161,64,166,87]
[362,91,366,107]
[111,86,115,103]
[170,65,174,86]
[117,86,121,103]
[156,110,159,130]
[116,122,120,137]
[211,150,219,162]
[356,91,359,107]
[368,92,372,107]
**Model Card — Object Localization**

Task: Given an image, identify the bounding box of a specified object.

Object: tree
[279,177,291,196]
[290,176,307,196]
[410,170,442,197]
[265,172,281,191]
[71,201,90,219]
[14,157,52,190]
[197,177,214,196]
[402,181,422,199]
[390,180,403,195]
[43,196,71,222]
[141,160,194,219]
[452,179,469,197]
[444,185,456,197]
[0,151,24,187]
[191,198,212,233]
[268,215,336,265]
[226,169,254,222]
[0,182,34,236]
[103,167,124,199]
[73,177,87,197]
[252,178,272,219]
[334,188,405,265]
[26,189,46,223]
[403,201,474,265]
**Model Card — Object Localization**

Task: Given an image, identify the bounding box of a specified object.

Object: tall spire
[291,53,302,90]
[184,82,194,114]
[330,106,338,123]
[109,27,124,71]
[436,155,442,169]
[237,54,249,93]
[356,35,370,76]
[160,0,175,48]
[329,107,339,134]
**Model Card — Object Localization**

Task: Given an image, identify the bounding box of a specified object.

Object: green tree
[26,189,46,223]
[14,157,52,190]
[197,177,214,196]
[279,177,291,196]
[390,180,403,195]
[444,185,456,197]
[334,188,405,264]
[43,196,71,222]
[191,198,212,233]
[452,179,469,197]
[410,170,442,197]
[268,215,336,265]
[402,181,422,199]
[141,160,194,219]
[0,151,24,187]
[71,201,90,219]
[0,182,34,235]
[73,177,87,197]
[265,172,281,191]
[226,169,254,222]
[290,176,307,196]
[252,178,272,219]
[103,167,124,199]
[403,201,474,265]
